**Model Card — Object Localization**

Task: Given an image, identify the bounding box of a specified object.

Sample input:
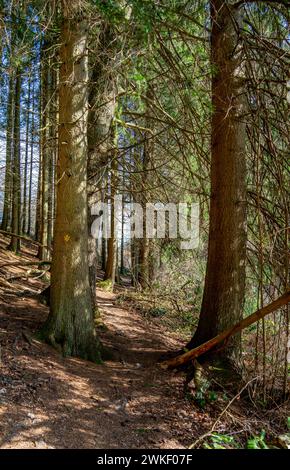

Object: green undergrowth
[116,289,197,340]
[96,279,113,291]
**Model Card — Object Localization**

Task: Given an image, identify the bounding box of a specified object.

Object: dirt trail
[0,236,207,449]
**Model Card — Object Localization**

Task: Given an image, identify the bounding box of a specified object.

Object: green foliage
[128,0,158,38]
[148,306,167,317]
[96,279,113,291]
[247,430,269,449]
[94,0,126,24]
[203,433,240,450]
[136,427,149,434]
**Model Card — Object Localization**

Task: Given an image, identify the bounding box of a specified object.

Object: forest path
[0,235,206,449]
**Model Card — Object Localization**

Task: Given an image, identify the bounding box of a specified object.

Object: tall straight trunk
[138,141,150,288]
[129,145,138,287]
[101,185,107,272]
[138,87,152,289]
[52,61,59,233]
[104,148,117,289]
[87,24,116,304]
[120,181,125,275]
[41,5,101,361]
[35,67,42,241]
[188,0,247,365]
[47,66,56,250]
[0,4,3,63]
[39,43,50,260]
[1,71,14,230]
[8,70,21,252]
[101,228,107,271]
[22,76,31,234]
[27,80,35,235]
[35,146,42,240]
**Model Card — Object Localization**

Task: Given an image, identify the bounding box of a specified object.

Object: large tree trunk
[188,1,247,366]
[40,4,101,362]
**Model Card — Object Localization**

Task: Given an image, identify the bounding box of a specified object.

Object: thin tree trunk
[40,4,101,361]
[101,184,107,272]
[87,24,116,303]
[120,173,125,275]
[8,69,21,252]
[22,76,31,234]
[1,71,14,231]
[35,146,42,241]
[27,80,35,235]
[138,86,153,289]
[104,145,117,289]
[138,135,151,288]
[47,65,56,251]
[39,42,50,260]
[35,66,42,242]
[187,1,247,366]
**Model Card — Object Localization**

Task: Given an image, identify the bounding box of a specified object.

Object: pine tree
[40,2,101,361]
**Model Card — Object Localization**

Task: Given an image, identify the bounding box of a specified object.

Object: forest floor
[0,234,288,449]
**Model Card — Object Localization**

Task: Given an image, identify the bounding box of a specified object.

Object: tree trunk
[47,65,56,252]
[120,172,125,275]
[22,76,31,234]
[39,42,50,260]
[138,128,151,289]
[35,144,42,241]
[104,145,117,289]
[35,67,42,242]
[188,1,247,366]
[138,86,153,289]
[101,185,107,272]
[40,5,101,362]
[8,70,21,252]
[27,80,35,235]
[1,71,14,231]
[87,24,116,303]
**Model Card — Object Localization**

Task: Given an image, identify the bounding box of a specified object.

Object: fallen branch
[0,230,52,251]
[0,260,51,269]
[161,290,290,369]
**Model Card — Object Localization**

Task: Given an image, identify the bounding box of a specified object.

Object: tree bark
[27,80,35,235]
[8,69,21,252]
[22,76,31,234]
[39,41,50,260]
[104,145,117,289]
[187,1,247,365]
[40,4,101,361]
[1,71,14,231]
[87,23,116,303]
[138,125,151,289]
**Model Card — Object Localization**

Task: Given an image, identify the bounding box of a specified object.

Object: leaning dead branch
[161,290,290,369]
